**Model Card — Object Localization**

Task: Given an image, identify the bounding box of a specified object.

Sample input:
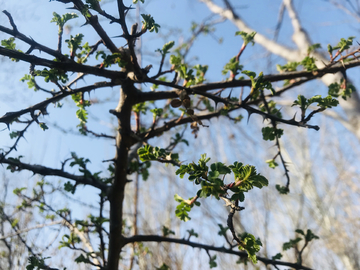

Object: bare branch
[283,0,312,53]
[0,81,116,125]
[0,158,108,191]
[0,12,67,61]
[0,221,64,241]
[200,0,299,60]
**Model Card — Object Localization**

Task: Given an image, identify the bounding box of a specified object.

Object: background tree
[0,1,359,269]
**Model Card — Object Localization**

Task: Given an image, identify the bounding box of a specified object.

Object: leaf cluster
[1,37,22,61]
[235,31,256,46]
[277,61,300,72]
[328,79,355,100]
[35,68,68,83]
[328,36,355,55]
[20,74,38,91]
[261,127,283,141]
[292,94,339,111]
[238,232,262,264]
[137,145,179,163]
[156,41,175,56]
[175,155,268,216]
[300,56,317,71]
[243,71,275,98]
[26,256,52,270]
[222,57,243,77]
[50,12,78,34]
[65,33,84,59]
[174,194,200,221]
[169,55,208,86]
[141,14,160,33]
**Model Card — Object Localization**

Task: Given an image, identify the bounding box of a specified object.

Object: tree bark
[107,80,137,270]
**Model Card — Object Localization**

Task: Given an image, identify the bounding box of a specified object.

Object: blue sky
[1,0,360,269]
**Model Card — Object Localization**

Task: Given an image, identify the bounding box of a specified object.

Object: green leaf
[64,181,76,194]
[35,68,68,83]
[39,123,49,131]
[1,37,16,50]
[209,255,217,268]
[327,44,333,55]
[238,233,262,264]
[272,253,283,260]
[20,74,38,91]
[76,108,88,123]
[156,263,170,270]
[242,71,274,96]
[307,43,321,54]
[230,192,245,202]
[283,237,302,251]
[1,37,22,61]
[186,229,198,238]
[59,232,81,249]
[304,229,319,242]
[141,14,160,33]
[174,194,198,221]
[235,31,256,46]
[266,159,278,169]
[333,36,355,53]
[74,254,90,264]
[229,162,268,202]
[162,226,175,237]
[308,95,339,109]
[138,145,179,163]
[276,61,300,72]
[13,187,27,195]
[150,108,163,117]
[193,64,208,84]
[300,56,317,71]
[328,79,355,100]
[11,218,19,228]
[26,256,50,270]
[9,131,19,139]
[222,57,243,76]
[210,162,231,175]
[261,127,283,141]
[217,224,229,236]
[175,202,191,221]
[170,54,182,67]
[292,95,308,110]
[275,184,289,194]
[157,41,175,55]
[65,33,84,58]
[51,12,78,33]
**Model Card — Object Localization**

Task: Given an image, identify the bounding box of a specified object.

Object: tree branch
[1,11,68,61]
[0,158,108,192]
[123,234,313,270]
[200,0,299,61]
[145,59,360,97]
[0,81,116,125]
[0,47,126,80]
[0,220,64,241]
[65,0,119,53]
[283,0,312,54]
